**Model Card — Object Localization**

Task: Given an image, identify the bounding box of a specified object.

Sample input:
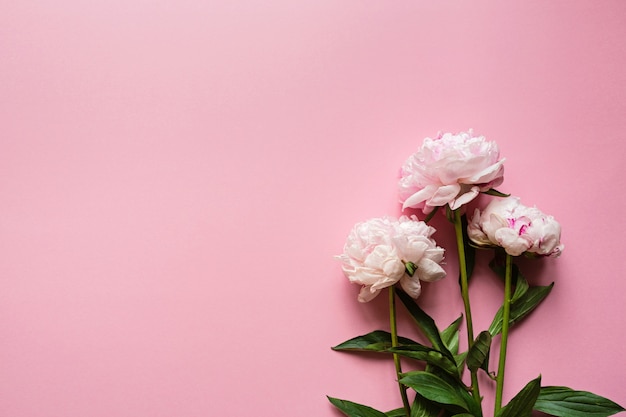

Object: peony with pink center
[467,196,564,257]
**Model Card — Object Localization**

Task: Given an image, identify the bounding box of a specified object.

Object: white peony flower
[399,130,505,214]
[336,216,446,302]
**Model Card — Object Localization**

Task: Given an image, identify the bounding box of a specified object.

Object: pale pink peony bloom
[399,130,505,213]
[336,216,446,302]
[467,197,564,257]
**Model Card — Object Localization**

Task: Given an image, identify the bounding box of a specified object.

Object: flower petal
[402,185,438,210]
[495,228,532,256]
[358,286,381,303]
[427,184,461,207]
[465,159,505,183]
[399,275,422,299]
[450,186,480,210]
[416,258,447,282]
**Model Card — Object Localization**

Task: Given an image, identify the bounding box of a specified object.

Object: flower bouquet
[328,130,624,417]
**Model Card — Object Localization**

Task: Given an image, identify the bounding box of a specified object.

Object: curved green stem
[453,209,481,405]
[495,254,513,413]
[389,286,411,417]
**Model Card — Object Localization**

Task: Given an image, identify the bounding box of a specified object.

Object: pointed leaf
[411,393,442,417]
[496,375,541,417]
[400,372,470,412]
[454,352,467,376]
[328,397,388,417]
[488,257,528,302]
[396,290,454,361]
[420,369,482,417]
[466,331,491,373]
[332,331,419,352]
[484,188,510,197]
[440,316,463,355]
[489,283,554,336]
[388,346,459,376]
[511,270,529,303]
[384,408,406,417]
[534,386,625,417]
[489,255,507,279]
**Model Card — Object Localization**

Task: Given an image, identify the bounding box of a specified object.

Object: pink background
[2,1,625,416]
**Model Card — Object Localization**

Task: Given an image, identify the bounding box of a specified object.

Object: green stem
[495,254,513,413]
[389,286,411,417]
[453,209,481,404]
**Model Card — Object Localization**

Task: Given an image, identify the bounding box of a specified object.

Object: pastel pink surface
[1,1,625,416]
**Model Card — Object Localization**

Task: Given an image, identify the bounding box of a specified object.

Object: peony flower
[467,196,564,257]
[336,216,446,302]
[399,130,505,213]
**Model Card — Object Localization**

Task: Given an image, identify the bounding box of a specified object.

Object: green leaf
[483,188,510,197]
[489,283,554,336]
[451,415,475,417]
[332,331,418,352]
[327,397,388,417]
[534,386,625,417]
[511,272,529,303]
[496,375,541,417]
[440,316,463,355]
[388,346,459,376]
[410,393,441,417]
[466,331,491,373]
[454,352,467,376]
[423,370,483,417]
[396,290,454,361]
[384,408,406,417]
[400,372,470,413]
[405,261,417,277]
[488,257,528,302]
